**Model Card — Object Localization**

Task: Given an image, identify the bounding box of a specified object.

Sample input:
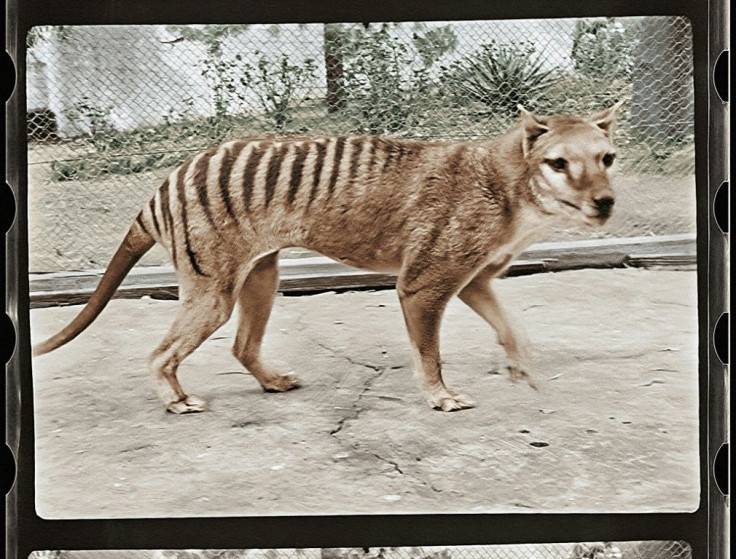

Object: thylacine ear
[518,105,549,157]
[590,100,626,135]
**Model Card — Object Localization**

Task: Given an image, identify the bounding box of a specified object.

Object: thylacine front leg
[457,264,536,389]
[397,260,478,412]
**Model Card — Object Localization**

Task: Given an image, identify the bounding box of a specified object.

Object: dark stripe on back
[381,142,396,173]
[193,149,216,228]
[424,220,444,251]
[242,144,265,212]
[446,144,467,175]
[175,160,208,277]
[219,142,246,219]
[287,142,310,205]
[308,140,328,206]
[395,145,406,168]
[366,137,378,177]
[148,197,162,238]
[348,138,364,184]
[158,178,177,268]
[264,144,287,208]
[326,136,347,199]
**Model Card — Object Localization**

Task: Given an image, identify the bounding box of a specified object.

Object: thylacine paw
[427,390,476,412]
[507,363,537,390]
[261,372,302,393]
[166,394,207,414]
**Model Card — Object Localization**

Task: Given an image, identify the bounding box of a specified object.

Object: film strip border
[1,0,728,558]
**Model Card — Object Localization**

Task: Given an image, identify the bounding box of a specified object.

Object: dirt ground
[30,268,699,519]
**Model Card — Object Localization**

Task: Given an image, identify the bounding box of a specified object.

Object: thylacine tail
[33,218,156,356]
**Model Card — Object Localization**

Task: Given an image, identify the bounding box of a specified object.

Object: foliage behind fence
[26,17,695,272]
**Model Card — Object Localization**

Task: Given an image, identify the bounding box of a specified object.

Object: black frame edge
[4,1,723,558]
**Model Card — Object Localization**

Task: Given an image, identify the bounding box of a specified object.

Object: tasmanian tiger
[34,102,624,413]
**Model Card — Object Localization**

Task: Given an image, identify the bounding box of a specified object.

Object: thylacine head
[517,101,625,227]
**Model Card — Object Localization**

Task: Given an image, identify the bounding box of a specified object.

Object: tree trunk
[323,23,345,113]
[630,17,694,143]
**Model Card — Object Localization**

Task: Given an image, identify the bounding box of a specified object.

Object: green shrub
[534,75,632,116]
[52,92,247,182]
[238,52,317,132]
[571,18,637,80]
[51,151,189,182]
[330,24,455,135]
[412,23,458,68]
[66,96,119,152]
[168,25,250,119]
[442,41,559,116]
[331,25,416,134]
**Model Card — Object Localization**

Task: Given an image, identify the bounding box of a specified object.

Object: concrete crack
[368,451,404,475]
[317,340,386,436]
[293,303,441,492]
[315,341,383,373]
[312,341,415,481]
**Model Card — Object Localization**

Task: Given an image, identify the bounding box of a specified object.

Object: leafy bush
[330,23,456,135]
[442,41,558,116]
[168,25,250,120]
[571,18,637,80]
[238,52,317,132]
[331,25,415,134]
[412,23,458,68]
[51,151,187,182]
[51,100,216,182]
[534,75,631,116]
[66,96,120,152]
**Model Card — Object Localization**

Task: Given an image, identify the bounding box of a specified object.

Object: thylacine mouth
[555,198,582,211]
[556,198,609,225]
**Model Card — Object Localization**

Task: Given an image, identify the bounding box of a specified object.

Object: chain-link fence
[26,17,695,273]
[28,542,693,559]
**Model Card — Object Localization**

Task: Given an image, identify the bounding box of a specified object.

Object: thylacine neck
[469,126,552,214]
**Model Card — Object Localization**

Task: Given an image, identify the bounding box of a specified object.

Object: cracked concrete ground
[30,268,699,518]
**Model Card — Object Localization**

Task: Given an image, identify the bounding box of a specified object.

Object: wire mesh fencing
[27,542,694,559]
[26,17,695,273]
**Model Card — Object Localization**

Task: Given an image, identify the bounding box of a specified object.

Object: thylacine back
[137,136,451,276]
[34,103,624,414]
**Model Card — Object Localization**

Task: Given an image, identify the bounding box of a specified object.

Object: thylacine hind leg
[232,252,301,392]
[150,280,236,413]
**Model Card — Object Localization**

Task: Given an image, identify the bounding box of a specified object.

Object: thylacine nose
[593,195,615,218]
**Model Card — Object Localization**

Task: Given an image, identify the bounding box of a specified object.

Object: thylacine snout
[593,194,615,220]
[555,191,615,223]
[564,188,616,224]
[576,184,616,224]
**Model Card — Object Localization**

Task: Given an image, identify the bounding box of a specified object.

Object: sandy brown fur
[34,103,624,413]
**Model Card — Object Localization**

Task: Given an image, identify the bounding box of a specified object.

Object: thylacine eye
[545,157,567,172]
[602,152,616,167]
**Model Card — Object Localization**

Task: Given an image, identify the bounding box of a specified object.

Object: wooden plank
[627,252,698,268]
[29,234,696,307]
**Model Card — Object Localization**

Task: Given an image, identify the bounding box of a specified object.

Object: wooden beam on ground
[29,234,696,307]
